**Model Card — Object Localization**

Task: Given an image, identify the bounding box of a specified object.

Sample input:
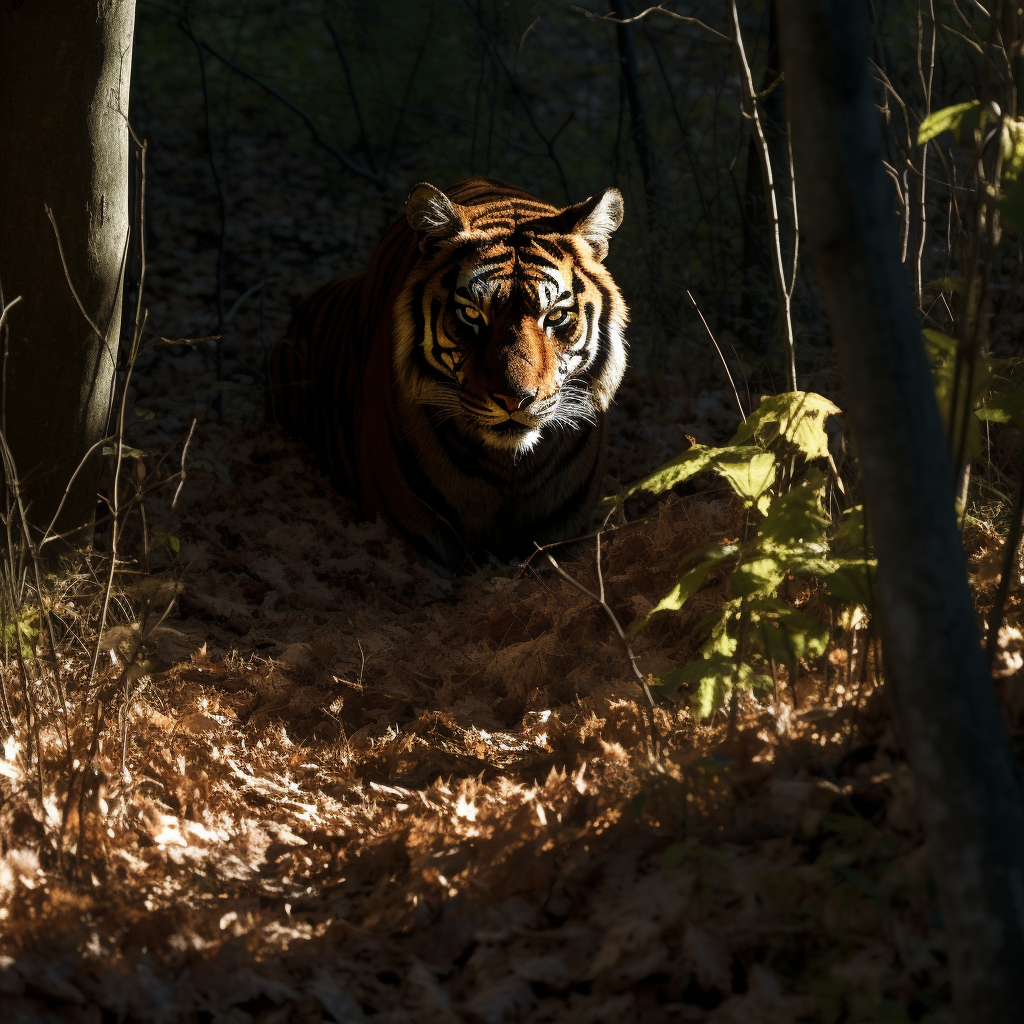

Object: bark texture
[0,0,136,542]
[776,2,1024,1018]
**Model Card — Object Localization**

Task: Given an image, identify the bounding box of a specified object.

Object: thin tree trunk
[776,2,1024,1018]
[610,0,656,214]
[0,1,136,545]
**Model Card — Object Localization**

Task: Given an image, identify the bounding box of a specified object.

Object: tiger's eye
[456,306,483,329]
[546,309,569,327]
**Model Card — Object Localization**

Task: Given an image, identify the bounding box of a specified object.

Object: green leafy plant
[611,392,874,720]
[152,531,181,554]
[187,448,231,485]
[923,327,1024,462]
[917,103,1024,458]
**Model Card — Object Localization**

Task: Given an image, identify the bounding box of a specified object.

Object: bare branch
[324,17,378,175]
[180,25,387,189]
[467,3,575,201]
[560,2,731,42]
[537,541,656,708]
[172,419,198,511]
[44,206,105,341]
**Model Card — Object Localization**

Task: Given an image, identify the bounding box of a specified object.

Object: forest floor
[3,16,1024,1024]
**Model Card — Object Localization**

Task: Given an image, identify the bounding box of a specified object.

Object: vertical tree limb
[609,0,657,214]
[776,1,1024,1017]
[915,0,936,305]
[0,0,136,544]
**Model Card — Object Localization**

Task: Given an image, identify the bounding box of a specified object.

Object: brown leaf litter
[0,38,1009,1019]
[0,414,975,1021]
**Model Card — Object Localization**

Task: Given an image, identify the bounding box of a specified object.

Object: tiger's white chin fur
[479,423,544,453]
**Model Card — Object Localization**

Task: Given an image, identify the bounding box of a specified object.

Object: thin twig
[324,17,378,174]
[687,290,746,422]
[383,11,434,179]
[468,3,575,201]
[731,0,797,391]
[37,436,116,551]
[915,0,937,305]
[184,28,386,188]
[87,215,150,697]
[610,0,657,212]
[5,443,71,749]
[172,419,198,511]
[189,19,227,411]
[44,207,104,342]
[537,542,655,707]
[0,292,17,436]
[0,435,43,800]
[0,297,22,340]
[223,280,263,328]
[561,2,731,42]
[786,127,800,298]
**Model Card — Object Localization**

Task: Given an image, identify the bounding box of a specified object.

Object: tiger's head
[394,180,628,454]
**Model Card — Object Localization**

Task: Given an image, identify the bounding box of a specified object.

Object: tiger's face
[395,183,628,454]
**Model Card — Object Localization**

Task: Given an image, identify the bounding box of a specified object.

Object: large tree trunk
[775,1,1024,1018]
[0,1,136,546]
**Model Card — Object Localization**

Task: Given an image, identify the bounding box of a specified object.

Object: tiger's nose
[490,389,537,413]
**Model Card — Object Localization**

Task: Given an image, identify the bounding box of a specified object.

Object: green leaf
[823,557,877,606]
[692,598,743,658]
[748,598,829,666]
[713,450,777,504]
[731,555,785,598]
[693,664,732,720]
[188,449,232,485]
[134,406,156,421]
[924,277,966,296]
[611,443,726,501]
[922,329,988,460]
[917,100,980,145]
[1000,177,1024,229]
[976,380,1024,428]
[153,531,181,554]
[730,392,840,461]
[922,328,957,356]
[1003,118,1024,182]
[102,445,147,459]
[831,505,868,555]
[660,656,773,719]
[2,606,38,659]
[630,546,738,635]
[758,470,830,546]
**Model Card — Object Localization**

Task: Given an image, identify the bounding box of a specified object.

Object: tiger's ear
[406,183,467,244]
[563,188,624,261]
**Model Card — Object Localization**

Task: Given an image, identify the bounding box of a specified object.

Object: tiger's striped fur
[270,177,628,572]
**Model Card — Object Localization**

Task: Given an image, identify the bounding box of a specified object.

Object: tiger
[270,177,628,573]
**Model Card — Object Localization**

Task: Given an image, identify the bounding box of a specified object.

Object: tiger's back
[271,178,628,571]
